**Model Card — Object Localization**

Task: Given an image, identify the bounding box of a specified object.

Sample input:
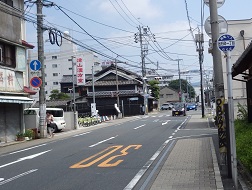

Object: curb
[210,137,224,190]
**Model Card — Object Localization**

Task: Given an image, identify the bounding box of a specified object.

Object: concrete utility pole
[196,33,205,118]
[209,0,225,99]
[137,26,148,114]
[209,0,226,167]
[37,0,47,138]
[177,59,182,102]
[71,56,77,129]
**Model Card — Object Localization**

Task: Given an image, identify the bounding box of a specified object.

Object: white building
[220,19,252,117]
[27,32,101,101]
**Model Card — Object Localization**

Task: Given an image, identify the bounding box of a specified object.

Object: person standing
[46,112,54,138]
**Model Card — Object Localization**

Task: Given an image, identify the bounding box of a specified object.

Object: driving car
[172,103,186,116]
[160,103,173,110]
[186,103,197,111]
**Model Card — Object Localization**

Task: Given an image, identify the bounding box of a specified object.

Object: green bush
[24,129,34,138]
[235,119,252,172]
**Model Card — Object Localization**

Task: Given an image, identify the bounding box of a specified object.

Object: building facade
[27,31,101,101]
[221,19,252,118]
[0,0,34,143]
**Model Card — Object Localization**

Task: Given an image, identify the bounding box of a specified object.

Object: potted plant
[24,129,34,140]
[16,132,24,141]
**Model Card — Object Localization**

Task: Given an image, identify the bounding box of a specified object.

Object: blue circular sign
[218,34,235,52]
[29,60,41,71]
[30,77,42,88]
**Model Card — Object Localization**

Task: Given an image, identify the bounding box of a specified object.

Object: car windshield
[174,103,184,109]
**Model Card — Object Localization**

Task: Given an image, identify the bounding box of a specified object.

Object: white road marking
[8,144,47,155]
[161,120,171,125]
[0,169,38,186]
[0,178,4,181]
[169,136,173,139]
[175,130,178,132]
[0,150,51,169]
[153,119,159,122]
[124,140,175,190]
[73,131,91,137]
[89,136,118,148]
[134,124,146,130]
[176,116,189,130]
[172,133,175,135]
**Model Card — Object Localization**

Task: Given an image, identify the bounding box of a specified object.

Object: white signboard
[76,56,85,86]
[0,69,15,91]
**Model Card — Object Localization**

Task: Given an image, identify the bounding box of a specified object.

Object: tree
[49,89,70,100]
[169,79,196,98]
[148,80,160,100]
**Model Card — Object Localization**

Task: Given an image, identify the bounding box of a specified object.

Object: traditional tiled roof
[84,80,140,86]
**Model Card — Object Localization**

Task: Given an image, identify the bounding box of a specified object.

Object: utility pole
[37,0,46,138]
[209,0,226,166]
[196,33,205,118]
[177,59,182,102]
[136,26,148,114]
[71,56,77,129]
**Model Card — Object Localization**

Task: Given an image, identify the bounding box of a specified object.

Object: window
[45,82,47,85]
[52,56,57,59]
[52,64,57,68]
[53,73,58,76]
[0,42,16,68]
[53,82,58,85]
[69,68,72,70]
[0,0,13,7]
[45,91,48,94]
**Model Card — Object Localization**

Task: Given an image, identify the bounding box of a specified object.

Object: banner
[76,56,85,86]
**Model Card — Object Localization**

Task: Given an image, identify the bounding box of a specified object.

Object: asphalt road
[0,110,216,190]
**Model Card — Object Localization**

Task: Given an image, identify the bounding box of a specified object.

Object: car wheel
[52,123,58,133]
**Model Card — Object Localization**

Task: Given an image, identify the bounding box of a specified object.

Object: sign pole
[226,50,238,189]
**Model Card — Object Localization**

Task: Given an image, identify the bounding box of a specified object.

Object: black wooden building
[60,64,153,117]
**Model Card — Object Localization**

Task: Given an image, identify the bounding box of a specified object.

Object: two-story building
[0,0,34,143]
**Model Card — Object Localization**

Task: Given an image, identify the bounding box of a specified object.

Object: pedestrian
[46,112,54,138]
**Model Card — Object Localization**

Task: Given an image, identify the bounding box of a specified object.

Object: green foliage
[235,119,252,172]
[148,80,160,100]
[24,129,34,138]
[168,79,196,98]
[49,89,70,100]
[237,102,248,120]
[16,132,24,138]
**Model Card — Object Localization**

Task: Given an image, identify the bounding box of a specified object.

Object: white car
[161,103,173,110]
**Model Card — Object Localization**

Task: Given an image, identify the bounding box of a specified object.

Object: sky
[24,0,252,84]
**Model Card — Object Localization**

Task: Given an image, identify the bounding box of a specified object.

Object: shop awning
[0,96,34,104]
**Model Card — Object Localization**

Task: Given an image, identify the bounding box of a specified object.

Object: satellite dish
[203,0,225,8]
[204,15,228,37]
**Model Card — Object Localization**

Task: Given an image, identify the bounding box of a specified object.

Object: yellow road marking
[70,145,142,168]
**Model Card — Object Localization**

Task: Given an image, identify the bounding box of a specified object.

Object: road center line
[89,136,118,148]
[0,169,38,186]
[134,124,145,130]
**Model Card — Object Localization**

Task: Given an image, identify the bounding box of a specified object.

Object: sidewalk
[150,114,223,190]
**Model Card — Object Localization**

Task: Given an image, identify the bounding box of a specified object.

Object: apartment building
[27,31,101,101]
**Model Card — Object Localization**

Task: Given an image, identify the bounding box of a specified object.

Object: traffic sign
[30,60,41,71]
[218,34,235,52]
[30,77,42,88]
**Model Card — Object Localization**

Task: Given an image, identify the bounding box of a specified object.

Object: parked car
[172,103,186,116]
[24,108,66,133]
[161,103,173,110]
[186,103,197,111]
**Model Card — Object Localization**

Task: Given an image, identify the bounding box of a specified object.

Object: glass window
[52,56,57,59]
[0,42,16,68]
[53,82,58,85]
[53,73,58,76]
[52,64,57,68]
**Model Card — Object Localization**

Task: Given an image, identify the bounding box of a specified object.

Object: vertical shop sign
[76,56,85,86]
